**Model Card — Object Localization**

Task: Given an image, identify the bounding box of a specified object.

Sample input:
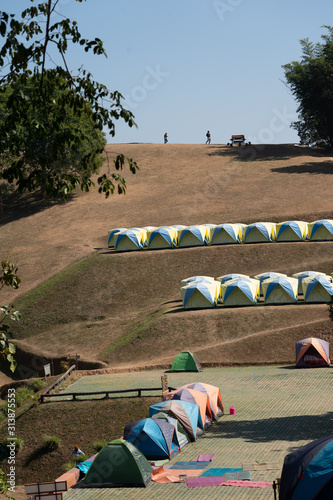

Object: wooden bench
[229,135,250,147]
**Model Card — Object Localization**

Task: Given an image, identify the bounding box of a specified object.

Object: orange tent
[178,382,224,420]
[163,388,213,429]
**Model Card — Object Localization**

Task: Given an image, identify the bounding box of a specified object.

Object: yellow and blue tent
[292,270,327,294]
[147,226,178,249]
[220,278,258,306]
[114,228,146,252]
[242,222,276,243]
[181,282,219,309]
[178,225,210,247]
[308,219,333,241]
[262,276,298,304]
[210,223,243,245]
[181,276,216,286]
[107,228,126,248]
[216,273,250,284]
[302,275,333,303]
[276,221,308,241]
[254,272,288,295]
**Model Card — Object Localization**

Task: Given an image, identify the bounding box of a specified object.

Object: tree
[282,26,333,148]
[0,260,21,372]
[0,0,138,201]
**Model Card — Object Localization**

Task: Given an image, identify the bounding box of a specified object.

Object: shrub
[15,386,35,407]
[27,378,46,393]
[92,440,107,453]
[14,437,24,453]
[43,435,60,451]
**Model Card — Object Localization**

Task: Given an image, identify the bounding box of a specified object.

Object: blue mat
[201,467,242,477]
[169,461,211,469]
[76,462,92,474]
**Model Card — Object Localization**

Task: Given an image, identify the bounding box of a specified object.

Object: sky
[5,0,333,144]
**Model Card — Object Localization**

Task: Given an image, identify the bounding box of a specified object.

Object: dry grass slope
[1,143,333,377]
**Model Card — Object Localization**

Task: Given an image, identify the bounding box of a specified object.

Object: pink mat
[186,476,225,487]
[223,480,273,488]
[194,454,216,462]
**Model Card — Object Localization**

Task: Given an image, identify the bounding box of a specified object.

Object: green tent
[171,351,202,372]
[78,439,152,488]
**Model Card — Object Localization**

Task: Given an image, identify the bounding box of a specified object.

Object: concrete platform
[63,365,333,499]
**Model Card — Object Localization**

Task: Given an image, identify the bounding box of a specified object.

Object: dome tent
[292,270,327,294]
[302,275,333,303]
[151,411,189,449]
[242,222,276,243]
[279,434,333,500]
[179,382,224,419]
[178,225,209,247]
[210,223,243,245]
[170,351,202,372]
[123,418,180,460]
[181,281,219,309]
[114,228,146,252]
[276,220,308,241]
[147,226,178,249]
[77,439,152,488]
[216,273,250,284]
[107,228,126,248]
[149,400,203,442]
[220,278,258,306]
[163,387,213,429]
[180,275,216,286]
[296,337,330,368]
[262,276,298,304]
[254,272,288,295]
[308,219,333,241]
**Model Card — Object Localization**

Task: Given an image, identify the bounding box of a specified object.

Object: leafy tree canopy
[283,26,333,148]
[0,0,138,200]
[0,260,21,372]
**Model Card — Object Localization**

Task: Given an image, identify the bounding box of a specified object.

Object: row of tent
[180,271,333,308]
[108,219,333,252]
[75,381,224,488]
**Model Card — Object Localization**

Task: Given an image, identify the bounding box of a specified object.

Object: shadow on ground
[208,144,329,162]
[210,412,333,445]
[271,161,333,175]
[0,191,76,226]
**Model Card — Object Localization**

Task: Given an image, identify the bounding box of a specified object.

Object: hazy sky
[6,0,333,144]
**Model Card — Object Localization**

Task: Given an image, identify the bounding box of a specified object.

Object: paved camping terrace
[63,365,333,499]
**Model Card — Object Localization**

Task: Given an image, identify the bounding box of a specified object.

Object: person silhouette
[164,133,168,144]
[206,131,211,144]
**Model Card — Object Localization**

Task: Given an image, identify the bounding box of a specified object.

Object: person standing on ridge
[206,131,211,144]
[164,132,168,144]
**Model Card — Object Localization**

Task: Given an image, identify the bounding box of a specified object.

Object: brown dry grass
[1,143,333,380]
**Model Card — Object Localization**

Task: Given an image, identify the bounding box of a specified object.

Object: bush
[27,378,46,393]
[43,435,60,451]
[14,437,24,453]
[15,386,35,407]
[92,440,107,453]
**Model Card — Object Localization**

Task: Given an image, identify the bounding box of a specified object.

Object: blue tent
[279,434,333,499]
[123,418,180,460]
[149,400,203,442]
[262,277,298,304]
[151,411,189,449]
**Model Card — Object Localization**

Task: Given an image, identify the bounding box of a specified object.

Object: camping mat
[169,461,210,469]
[223,480,273,488]
[194,454,216,462]
[201,468,242,477]
[225,471,251,481]
[152,466,203,484]
[242,462,280,470]
[186,476,225,488]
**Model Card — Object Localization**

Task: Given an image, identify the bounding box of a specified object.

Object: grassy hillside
[1,143,333,376]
